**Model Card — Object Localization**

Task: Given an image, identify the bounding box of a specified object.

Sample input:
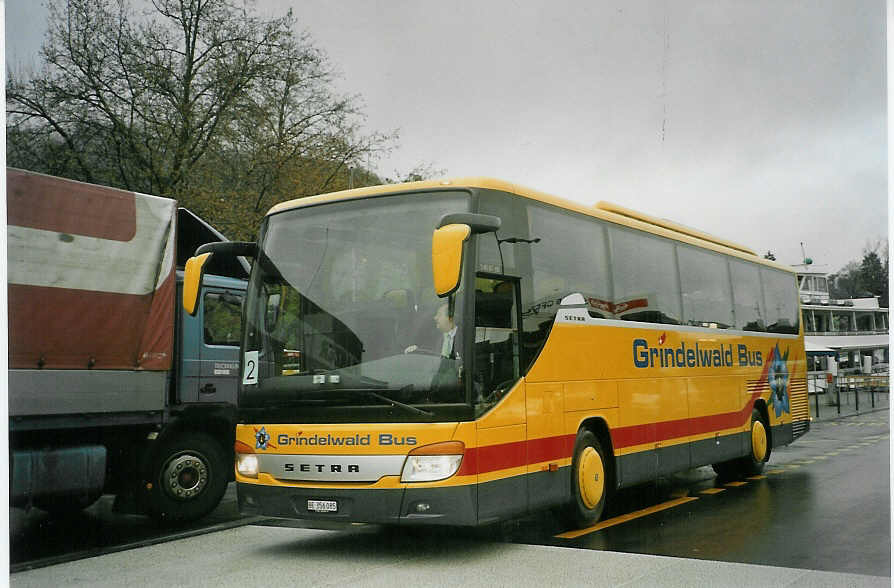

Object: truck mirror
[184,241,258,316]
[432,224,471,297]
[183,253,212,316]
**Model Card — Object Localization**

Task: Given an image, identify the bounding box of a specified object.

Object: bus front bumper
[237,481,478,526]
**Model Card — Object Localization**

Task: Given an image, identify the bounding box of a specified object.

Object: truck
[8,168,248,523]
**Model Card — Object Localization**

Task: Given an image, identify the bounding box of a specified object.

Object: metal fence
[807,369,889,419]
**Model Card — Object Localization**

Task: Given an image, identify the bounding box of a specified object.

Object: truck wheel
[146,433,228,524]
[567,430,608,527]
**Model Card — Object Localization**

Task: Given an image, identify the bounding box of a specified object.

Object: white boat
[796,269,888,399]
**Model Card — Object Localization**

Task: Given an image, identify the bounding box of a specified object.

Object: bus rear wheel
[712,408,769,479]
[741,408,770,475]
[567,430,608,527]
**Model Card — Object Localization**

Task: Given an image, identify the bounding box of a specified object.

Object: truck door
[196,288,244,405]
[178,286,244,406]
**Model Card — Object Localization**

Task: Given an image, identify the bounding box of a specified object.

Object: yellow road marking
[555,496,699,539]
[766,469,785,474]
[787,464,801,468]
[700,488,725,495]
[797,460,816,464]
[746,475,766,480]
[814,456,828,460]
[724,481,747,487]
[827,452,840,455]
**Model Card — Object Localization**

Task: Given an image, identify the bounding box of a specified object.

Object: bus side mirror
[183,253,212,316]
[431,213,501,298]
[432,224,471,297]
[183,241,258,316]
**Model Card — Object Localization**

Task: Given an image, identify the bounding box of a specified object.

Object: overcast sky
[5,1,888,273]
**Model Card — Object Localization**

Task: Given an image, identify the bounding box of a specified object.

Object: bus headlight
[236,454,259,478]
[400,441,464,483]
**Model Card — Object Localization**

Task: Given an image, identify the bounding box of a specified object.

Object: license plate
[307,500,337,513]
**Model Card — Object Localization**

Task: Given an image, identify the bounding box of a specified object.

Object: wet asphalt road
[9,483,253,571]
[496,409,890,577]
[10,409,891,578]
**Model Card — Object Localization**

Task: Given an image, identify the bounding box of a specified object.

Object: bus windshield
[241,191,471,420]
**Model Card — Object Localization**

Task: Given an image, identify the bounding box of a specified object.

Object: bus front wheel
[568,430,608,527]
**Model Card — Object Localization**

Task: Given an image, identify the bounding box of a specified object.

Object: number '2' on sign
[243,351,259,385]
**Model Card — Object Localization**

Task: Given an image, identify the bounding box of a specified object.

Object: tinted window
[528,204,612,319]
[204,292,243,346]
[761,268,799,334]
[609,227,682,324]
[678,245,733,328]
[729,259,767,331]
[477,193,612,371]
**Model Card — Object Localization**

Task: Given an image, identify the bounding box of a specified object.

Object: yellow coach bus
[184,178,808,527]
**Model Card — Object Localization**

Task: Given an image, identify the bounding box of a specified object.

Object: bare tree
[7,0,396,236]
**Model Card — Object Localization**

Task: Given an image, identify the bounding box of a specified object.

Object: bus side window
[474,277,521,406]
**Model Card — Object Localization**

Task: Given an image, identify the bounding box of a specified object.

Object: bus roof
[267,177,793,273]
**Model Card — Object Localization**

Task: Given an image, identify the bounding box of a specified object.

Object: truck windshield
[242,191,471,421]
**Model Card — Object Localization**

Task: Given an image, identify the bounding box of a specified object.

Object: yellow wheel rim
[578,446,605,510]
[751,420,768,462]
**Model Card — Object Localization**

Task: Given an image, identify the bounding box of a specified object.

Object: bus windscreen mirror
[437,213,501,234]
[183,252,212,316]
[432,223,472,297]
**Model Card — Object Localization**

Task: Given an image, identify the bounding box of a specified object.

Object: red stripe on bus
[527,433,576,464]
[458,434,576,476]
[611,393,762,449]
[461,390,767,476]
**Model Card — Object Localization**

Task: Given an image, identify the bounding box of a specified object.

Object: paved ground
[8,523,890,587]
[9,483,249,571]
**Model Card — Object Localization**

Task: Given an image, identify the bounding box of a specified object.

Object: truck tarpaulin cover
[7,169,176,371]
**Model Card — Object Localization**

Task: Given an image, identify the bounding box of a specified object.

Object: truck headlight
[400,441,464,483]
[236,454,258,478]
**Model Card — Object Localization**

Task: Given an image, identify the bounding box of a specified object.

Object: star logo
[767,343,790,418]
[255,426,273,450]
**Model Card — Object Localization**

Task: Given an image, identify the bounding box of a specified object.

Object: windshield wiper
[338,386,433,417]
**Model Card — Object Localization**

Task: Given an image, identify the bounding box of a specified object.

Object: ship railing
[806,369,888,419]
[803,329,889,336]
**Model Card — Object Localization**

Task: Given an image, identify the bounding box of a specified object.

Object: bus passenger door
[474,275,527,522]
